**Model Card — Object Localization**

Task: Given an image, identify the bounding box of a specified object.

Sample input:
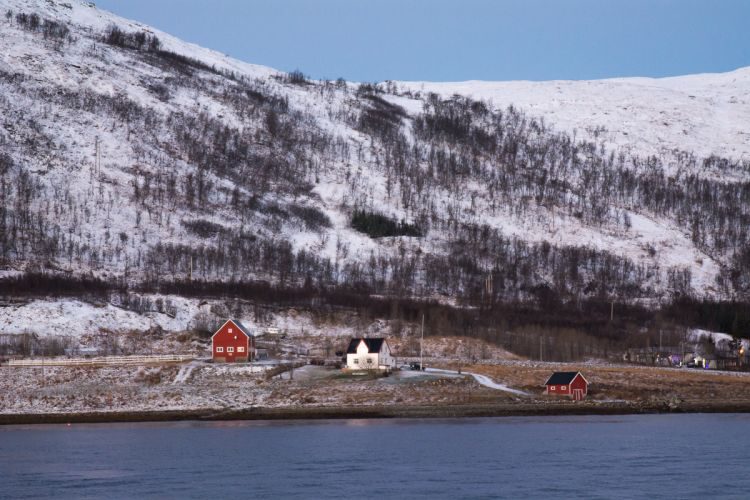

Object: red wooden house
[211,320,254,363]
[544,371,588,400]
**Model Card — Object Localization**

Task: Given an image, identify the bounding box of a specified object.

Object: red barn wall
[547,384,572,395]
[570,375,588,394]
[212,321,253,362]
[546,374,588,397]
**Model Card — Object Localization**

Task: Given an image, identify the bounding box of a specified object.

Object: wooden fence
[6,354,194,367]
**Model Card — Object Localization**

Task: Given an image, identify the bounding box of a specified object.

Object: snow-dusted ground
[0,297,199,336]
[467,372,529,396]
[0,296,395,340]
[426,367,528,396]
[0,361,488,414]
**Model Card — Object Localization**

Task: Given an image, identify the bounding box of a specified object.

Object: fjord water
[2,414,749,499]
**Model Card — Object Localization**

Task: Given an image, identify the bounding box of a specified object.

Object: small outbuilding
[212,319,254,363]
[345,337,396,371]
[544,371,588,401]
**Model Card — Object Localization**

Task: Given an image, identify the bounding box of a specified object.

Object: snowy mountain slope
[400,67,750,169]
[1,0,279,81]
[0,0,749,306]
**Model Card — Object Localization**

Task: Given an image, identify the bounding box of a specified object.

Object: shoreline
[3,401,750,425]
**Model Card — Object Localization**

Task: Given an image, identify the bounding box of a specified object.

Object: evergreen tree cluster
[351,209,422,238]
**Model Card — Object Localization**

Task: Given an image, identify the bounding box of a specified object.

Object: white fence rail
[6,354,194,367]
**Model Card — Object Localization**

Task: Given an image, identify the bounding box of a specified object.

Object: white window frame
[228,347,235,353]
[561,385,566,390]
[550,386,555,391]
[353,358,359,364]
[238,346,245,353]
[216,347,224,353]
[228,328,233,333]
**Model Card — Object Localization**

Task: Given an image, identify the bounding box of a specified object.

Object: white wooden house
[345,338,395,371]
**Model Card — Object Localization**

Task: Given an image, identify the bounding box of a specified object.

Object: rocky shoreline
[3,400,750,426]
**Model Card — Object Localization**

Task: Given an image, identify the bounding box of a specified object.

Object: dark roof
[346,337,386,354]
[544,371,583,385]
[231,320,253,337]
[211,319,253,339]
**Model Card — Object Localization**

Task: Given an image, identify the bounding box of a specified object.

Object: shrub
[42,19,69,40]
[289,204,331,231]
[13,12,69,41]
[351,209,422,238]
[102,25,160,51]
[150,49,219,76]
[287,69,308,85]
[356,93,406,140]
[148,82,170,101]
[135,367,162,385]
[182,219,225,238]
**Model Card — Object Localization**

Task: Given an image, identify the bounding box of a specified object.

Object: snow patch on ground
[426,367,528,395]
[688,328,749,349]
[0,297,199,337]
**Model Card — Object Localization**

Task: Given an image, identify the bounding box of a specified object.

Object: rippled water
[2,414,749,499]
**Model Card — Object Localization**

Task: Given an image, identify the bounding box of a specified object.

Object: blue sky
[95,0,750,82]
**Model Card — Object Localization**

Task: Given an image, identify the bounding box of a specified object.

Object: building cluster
[624,341,747,370]
[211,319,593,400]
[211,319,396,371]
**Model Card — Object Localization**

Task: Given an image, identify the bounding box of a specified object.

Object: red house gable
[211,319,254,363]
[545,371,588,400]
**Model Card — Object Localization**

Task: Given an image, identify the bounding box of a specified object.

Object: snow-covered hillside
[0,0,749,306]
[401,67,750,167]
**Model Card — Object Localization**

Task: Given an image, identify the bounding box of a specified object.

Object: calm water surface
[1,414,749,499]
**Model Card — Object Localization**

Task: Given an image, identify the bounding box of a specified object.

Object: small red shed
[544,371,588,401]
[211,319,254,363]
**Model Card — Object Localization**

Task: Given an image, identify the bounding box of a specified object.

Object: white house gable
[345,337,395,371]
[357,340,369,355]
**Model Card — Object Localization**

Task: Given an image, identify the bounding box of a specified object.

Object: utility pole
[659,329,663,353]
[420,313,424,371]
[681,341,685,367]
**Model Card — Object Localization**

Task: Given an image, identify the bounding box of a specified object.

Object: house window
[238,346,245,353]
[228,328,233,333]
[353,359,359,364]
[561,386,566,390]
[550,386,555,391]
[228,347,234,353]
[366,357,373,365]
[216,347,224,353]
